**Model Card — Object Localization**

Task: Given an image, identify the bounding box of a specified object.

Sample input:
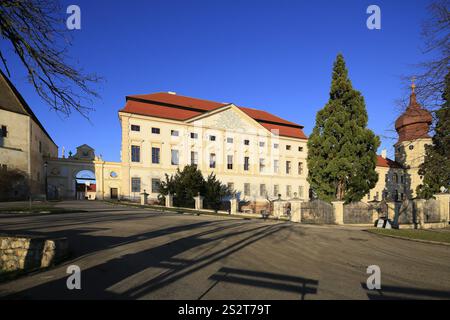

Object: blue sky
[2,0,431,161]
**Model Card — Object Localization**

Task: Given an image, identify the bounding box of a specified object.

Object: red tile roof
[376,155,403,168]
[120,92,307,139]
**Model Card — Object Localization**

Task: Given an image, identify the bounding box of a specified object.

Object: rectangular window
[209,135,216,141]
[274,185,279,197]
[298,186,304,198]
[286,145,291,150]
[286,185,292,197]
[227,182,234,191]
[191,151,198,166]
[274,160,279,173]
[131,125,140,132]
[273,143,279,149]
[152,127,160,134]
[259,141,265,147]
[259,158,266,173]
[244,157,250,171]
[1,164,7,172]
[286,161,291,174]
[260,184,267,197]
[244,183,250,196]
[298,146,303,152]
[298,162,304,175]
[152,147,160,164]
[39,141,42,153]
[227,137,233,143]
[244,139,250,146]
[131,145,140,162]
[1,125,7,138]
[227,155,233,170]
[171,149,179,165]
[151,178,160,193]
[190,132,198,139]
[171,130,179,137]
[209,153,216,168]
[131,177,141,193]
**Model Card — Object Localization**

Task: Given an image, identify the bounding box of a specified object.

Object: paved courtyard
[0,201,449,300]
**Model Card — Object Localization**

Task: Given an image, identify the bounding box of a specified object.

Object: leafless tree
[404,0,449,111]
[0,0,101,117]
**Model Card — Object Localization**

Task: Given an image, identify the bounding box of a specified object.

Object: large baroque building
[0,70,58,198]
[116,92,309,201]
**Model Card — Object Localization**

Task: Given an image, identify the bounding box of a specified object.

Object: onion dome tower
[394,80,432,198]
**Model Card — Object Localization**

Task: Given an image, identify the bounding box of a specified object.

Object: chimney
[381,149,387,159]
[168,91,176,95]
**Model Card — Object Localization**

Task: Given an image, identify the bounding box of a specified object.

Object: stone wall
[0,236,68,272]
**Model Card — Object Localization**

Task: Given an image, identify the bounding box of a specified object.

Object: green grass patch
[367,228,450,244]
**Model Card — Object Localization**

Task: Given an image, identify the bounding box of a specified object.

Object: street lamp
[44,161,48,201]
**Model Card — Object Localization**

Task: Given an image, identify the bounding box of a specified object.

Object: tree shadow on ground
[3,221,306,300]
[202,267,318,300]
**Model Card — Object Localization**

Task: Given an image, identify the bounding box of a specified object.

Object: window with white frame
[152,147,160,164]
[244,183,250,196]
[209,153,216,168]
[274,185,279,197]
[131,145,140,162]
[227,155,233,170]
[286,161,291,174]
[274,160,279,173]
[259,158,266,173]
[131,177,141,193]
[286,185,292,197]
[152,178,160,193]
[260,184,267,197]
[171,149,179,165]
[298,162,304,175]
[191,151,198,166]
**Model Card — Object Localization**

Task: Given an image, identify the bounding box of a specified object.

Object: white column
[140,190,148,205]
[332,201,344,225]
[194,194,204,210]
[435,193,450,222]
[230,198,238,215]
[166,193,174,208]
[290,199,302,223]
[273,200,285,218]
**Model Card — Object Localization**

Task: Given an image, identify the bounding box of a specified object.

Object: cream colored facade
[0,72,58,196]
[117,104,309,202]
[364,163,405,202]
[395,138,432,198]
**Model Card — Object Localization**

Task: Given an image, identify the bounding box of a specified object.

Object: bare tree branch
[404,0,449,111]
[0,0,102,118]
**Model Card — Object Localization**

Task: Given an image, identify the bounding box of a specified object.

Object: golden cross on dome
[411,76,416,93]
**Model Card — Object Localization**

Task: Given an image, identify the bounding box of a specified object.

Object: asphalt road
[0,201,449,300]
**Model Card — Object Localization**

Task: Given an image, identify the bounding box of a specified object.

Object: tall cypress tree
[307,54,380,203]
[417,72,450,198]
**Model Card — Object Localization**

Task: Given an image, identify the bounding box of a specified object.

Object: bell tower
[394,80,432,198]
